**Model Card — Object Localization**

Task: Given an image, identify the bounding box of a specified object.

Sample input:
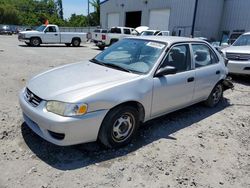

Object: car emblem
[27,93,34,102]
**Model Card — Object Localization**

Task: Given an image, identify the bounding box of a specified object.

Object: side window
[192,44,218,68]
[161,44,191,72]
[124,29,131,34]
[157,32,162,36]
[46,26,56,33]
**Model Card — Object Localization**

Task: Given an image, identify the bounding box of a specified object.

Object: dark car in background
[0,25,13,35]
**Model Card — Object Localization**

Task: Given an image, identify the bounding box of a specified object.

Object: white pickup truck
[95,27,135,50]
[18,24,87,47]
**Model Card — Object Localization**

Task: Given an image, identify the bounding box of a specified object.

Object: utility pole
[191,0,198,37]
[88,0,90,32]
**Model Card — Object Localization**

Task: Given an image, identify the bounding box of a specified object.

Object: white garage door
[149,9,170,30]
[107,13,120,28]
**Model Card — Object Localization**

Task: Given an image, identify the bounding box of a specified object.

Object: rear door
[191,43,222,102]
[151,43,196,117]
[43,26,60,43]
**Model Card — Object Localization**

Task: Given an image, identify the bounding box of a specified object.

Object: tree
[56,0,63,19]
[67,14,87,27]
[89,0,100,26]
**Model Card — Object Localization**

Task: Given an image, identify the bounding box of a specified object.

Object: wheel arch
[104,100,145,123]
[71,37,81,43]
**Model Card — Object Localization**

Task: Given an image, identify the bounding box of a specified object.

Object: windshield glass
[36,25,46,32]
[233,34,250,46]
[93,39,166,74]
[140,31,155,36]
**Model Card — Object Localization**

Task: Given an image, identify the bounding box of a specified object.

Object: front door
[43,26,60,43]
[151,44,195,117]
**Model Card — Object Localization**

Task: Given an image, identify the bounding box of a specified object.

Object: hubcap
[33,39,39,46]
[212,85,222,104]
[112,113,135,142]
[74,40,79,46]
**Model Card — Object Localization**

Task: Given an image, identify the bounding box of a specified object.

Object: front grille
[24,88,42,107]
[226,53,250,61]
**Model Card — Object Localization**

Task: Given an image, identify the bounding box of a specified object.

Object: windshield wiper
[105,63,132,73]
[90,59,132,73]
[89,58,106,66]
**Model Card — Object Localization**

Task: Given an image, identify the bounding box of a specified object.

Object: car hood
[20,30,40,35]
[27,62,139,102]
[222,45,250,53]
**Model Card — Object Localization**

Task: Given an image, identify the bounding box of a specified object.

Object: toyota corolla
[19,36,232,148]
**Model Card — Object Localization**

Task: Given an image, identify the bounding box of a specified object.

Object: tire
[110,39,118,46]
[65,43,71,47]
[30,37,41,47]
[204,83,223,107]
[98,45,105,50]
[98,106,140,148]
[72,38,80,47]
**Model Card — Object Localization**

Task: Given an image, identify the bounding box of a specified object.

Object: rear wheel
[98,45,105,50]
[204,83,223,107]
[72,38,80,47]
[98,106,140,148]
[30,37,41,47]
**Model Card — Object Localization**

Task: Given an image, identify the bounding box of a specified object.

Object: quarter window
[191,44,218,68]
[124,29,131,34]
[161,44,191,72]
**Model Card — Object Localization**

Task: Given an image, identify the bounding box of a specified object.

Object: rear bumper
[19,89,108,146]
[227,60,250,75]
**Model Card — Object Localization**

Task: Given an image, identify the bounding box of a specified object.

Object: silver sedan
[19,36,231,148]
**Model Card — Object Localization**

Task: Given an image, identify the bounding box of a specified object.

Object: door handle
[216,70,220,75]
[54,34,58,36]
[187,77,194,82]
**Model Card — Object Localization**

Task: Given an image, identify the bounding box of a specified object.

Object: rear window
[110,28,122,34]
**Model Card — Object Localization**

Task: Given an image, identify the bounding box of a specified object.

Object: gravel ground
[0,35,249,188]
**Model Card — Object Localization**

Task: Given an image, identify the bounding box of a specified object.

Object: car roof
[127,36,205,45]
[243,32,250,35]
[143,30,160,32]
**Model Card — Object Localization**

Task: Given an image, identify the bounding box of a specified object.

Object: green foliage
[89,0,100,26]
[67,14,87,27]
[0,0,65,26]
[0,0,100,27]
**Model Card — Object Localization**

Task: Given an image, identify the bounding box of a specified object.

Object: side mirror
[155,66,177,77]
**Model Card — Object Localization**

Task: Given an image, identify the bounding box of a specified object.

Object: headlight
[46,101,88,117]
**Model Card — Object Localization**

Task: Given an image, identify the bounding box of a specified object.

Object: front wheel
[98,106,140,148]
[204,83,223,107]
[30,37,41,47]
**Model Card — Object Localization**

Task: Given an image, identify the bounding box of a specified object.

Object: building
[100,0,250,40]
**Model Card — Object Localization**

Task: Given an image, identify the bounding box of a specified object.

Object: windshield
[93,39,166,74]
[36,25,46,32]
[233,34,250,46]
[140,31,155,36]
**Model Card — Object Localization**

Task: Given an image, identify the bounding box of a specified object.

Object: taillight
[102,34,106,40]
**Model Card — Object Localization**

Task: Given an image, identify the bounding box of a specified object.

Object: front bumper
[19,89,108,146]
[227,60,250,75]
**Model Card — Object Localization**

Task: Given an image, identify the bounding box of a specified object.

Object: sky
[62,0,96,19]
